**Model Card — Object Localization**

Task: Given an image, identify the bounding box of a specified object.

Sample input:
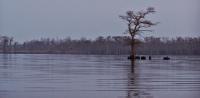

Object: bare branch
[139,30,154,32]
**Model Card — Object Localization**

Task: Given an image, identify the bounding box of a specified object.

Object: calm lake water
[0,54,200,98]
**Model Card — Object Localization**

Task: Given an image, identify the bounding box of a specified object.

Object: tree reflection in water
[126,64,154,98]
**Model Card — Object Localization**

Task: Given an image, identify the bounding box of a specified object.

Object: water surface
[0,54,200,98]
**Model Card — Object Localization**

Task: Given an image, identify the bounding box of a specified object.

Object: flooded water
[0,54,200,98]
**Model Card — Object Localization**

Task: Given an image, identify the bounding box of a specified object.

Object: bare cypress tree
[119,7,157,63]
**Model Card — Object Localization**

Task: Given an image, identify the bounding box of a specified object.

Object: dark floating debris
[128,55,140,60]
[135,56,140,60]
[163,56,170,60]
[141,56,146,60]
[128,55,141,60]
[149,56,152,60]
[128,55,134,60]
[127,55,147,60]
[127,55,170,60]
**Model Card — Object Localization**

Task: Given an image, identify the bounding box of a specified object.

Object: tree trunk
[131,36,135,72]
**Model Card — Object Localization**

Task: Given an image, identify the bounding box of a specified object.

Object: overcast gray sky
[0,0,199,42]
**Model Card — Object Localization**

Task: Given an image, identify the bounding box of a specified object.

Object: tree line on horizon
[0,35,200,55]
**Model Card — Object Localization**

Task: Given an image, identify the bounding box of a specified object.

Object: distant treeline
[0,36,200,55]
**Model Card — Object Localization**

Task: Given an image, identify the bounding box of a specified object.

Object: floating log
[128,55,134,60]
[163,56,170,60]
[141,56,146,60]
[128,55,152,60]
[128,55,140,60]
[135,56,140,60]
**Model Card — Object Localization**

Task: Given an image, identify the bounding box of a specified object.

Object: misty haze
[0,0,200,98]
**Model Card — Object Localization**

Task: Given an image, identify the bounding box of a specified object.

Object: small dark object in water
[149,56,152,60]
[141,56,146,60]
[128,55,134,60]
[128,55,140,60]
[135,56,140,60]
[163,56,170,60]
